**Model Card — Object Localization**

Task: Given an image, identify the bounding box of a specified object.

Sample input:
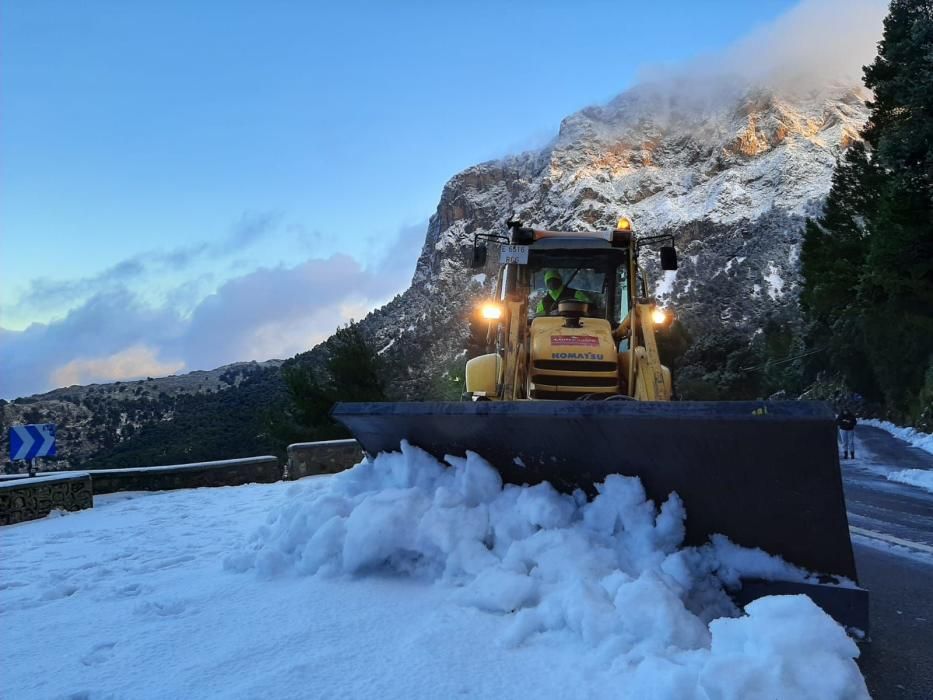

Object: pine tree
[859,0,933,418]
[325,324,388,403]
[800,142,883,400]
[800,0,933,422]
[268,324,387,445]
[862,0,933,183]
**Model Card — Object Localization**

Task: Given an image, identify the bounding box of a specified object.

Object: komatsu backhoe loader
[333,217,867,630]
[462,217,674,404]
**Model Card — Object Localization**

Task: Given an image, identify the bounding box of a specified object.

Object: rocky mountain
[358,80,869,397]
[3,79,869,470]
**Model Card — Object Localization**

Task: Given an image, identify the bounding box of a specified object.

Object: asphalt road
[841,425,933,699]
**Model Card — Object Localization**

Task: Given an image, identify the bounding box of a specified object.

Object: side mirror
[660,246,678,271]
[471,244,487,269]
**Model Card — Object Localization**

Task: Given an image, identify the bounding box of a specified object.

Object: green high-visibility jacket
[536,286,592,315]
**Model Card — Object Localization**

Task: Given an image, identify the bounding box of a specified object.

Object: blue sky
[1,0,815,396]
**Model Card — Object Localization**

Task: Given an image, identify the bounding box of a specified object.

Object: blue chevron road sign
[9,424,57,461]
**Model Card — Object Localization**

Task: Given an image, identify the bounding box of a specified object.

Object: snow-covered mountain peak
[534,81,868,232]
[360,79,869,397]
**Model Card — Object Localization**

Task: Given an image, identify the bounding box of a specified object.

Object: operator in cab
[535,270,592,315]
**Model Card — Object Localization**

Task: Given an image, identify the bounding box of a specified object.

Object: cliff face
[358,82,869,398]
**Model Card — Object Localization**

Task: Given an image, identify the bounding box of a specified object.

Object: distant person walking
[837,408,857,459]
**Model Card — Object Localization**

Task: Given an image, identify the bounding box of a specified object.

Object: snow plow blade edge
[333,400,859,583]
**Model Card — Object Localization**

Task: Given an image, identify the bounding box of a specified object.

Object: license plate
[499,245,529,265]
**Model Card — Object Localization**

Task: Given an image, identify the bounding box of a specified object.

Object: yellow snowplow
[333,217,867,630]
[463,217,673,403]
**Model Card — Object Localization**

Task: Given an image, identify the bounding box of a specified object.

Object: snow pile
[229,442,867,699]
[862,418,933,456]
[886,468,933,494]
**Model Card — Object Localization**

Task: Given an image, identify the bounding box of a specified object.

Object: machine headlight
[480,303,504,320]
[651,308,668,325]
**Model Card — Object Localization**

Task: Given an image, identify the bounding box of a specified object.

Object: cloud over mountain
[0,222,425,398]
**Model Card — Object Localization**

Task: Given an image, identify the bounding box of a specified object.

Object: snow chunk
[701,595,866,700]
[230,443,867,699]
[460,568,537,612]
[886,469,933,494]
[471,273,487,285]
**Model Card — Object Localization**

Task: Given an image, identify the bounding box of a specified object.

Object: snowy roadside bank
[886,468,933,494]
[858,419,933,494]
[861,418,933,457]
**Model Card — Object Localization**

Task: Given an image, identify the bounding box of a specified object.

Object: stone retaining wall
[0,473,93,525]
[286,439,363,480]
[87,456,282,494]
[1,456,290,526]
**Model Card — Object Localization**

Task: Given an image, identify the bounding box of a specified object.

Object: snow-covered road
[2,482,613,699]
[4,423,931,700]
[2,447,871,700]
[843,425,933,557]
[841,425,933,698]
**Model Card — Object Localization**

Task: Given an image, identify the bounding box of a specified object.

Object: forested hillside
[1,362,286,472]
[801,0,933,428]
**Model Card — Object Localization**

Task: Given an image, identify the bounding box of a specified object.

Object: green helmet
[544,269,564,299]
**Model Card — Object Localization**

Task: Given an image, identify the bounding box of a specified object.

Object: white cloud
[720,0,886,89]
[0,221,427,398]
[5,211,281,325]
[637,0,886,96]
[51,345,185,388]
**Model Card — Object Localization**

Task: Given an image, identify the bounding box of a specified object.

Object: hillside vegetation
[800,0,933,428]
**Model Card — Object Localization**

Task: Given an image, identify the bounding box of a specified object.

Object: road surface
[842,425,933,699]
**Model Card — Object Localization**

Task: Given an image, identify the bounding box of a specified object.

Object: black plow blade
[332,400,859,584]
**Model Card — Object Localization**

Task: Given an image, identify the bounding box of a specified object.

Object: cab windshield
[524,253,630,325]
[530,267,607,318]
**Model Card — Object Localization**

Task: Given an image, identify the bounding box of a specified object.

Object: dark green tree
[87,366,287,468]
[268,324,387,445]
[800,0,933,423]
[862,0,933,182]
[800,142,884,400]
[748,318,809,399]
[676,327,763,400]
[860,0,933,419]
